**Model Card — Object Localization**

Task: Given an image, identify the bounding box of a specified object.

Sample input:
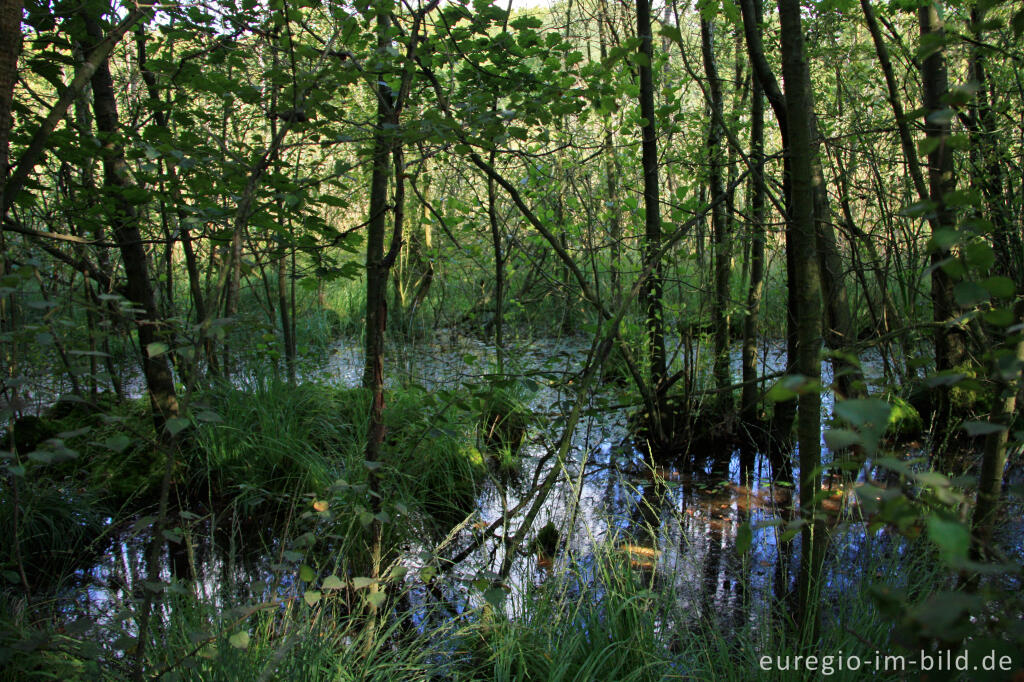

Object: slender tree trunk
[701,18,732,413]
[861,0,928,202]
[487,150,505,373]
[738,0,796,460]
[967,6,1022,285]
[742,6,766,452]
[278,239,295,384]
[0,0,23,399]
[137,29,207,386]
[919,2,965,450]
[967,6,1023,560]
[360,0,438,637]
[598,6,622,300]
[970,303,1024,560]
[86,20,178,436]
[362,15,393,639]
[85,15,179,679]
[636,0,668,444]
[778,0,824,644]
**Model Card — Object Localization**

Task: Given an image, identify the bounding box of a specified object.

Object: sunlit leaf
[146,342,169,358]
[228,631,250,649]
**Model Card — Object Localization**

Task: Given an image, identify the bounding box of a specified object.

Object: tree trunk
[919,2,965,451]
[777,0,824,643]
[701,17,732,413]
[861,0,928,202]
[85,14,179,678]
[741,0,766,456]
[86,20,178,435]
[487,150,505,373]
[598,5,622,300]
[636,0,667,444]
[362,16,393,640]
[0,0,22,186]
[738,0,796,461]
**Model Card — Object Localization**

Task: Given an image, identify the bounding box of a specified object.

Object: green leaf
[944,189,981,208]
[228,631,250,649]
[927,228,959,251]
[927,516,969,561]
[961,421,1006,437]
[953,281,989,307]
[364,591,387,609]
[165,417,191,437]
[834,399,892,431]
[925,372,966,388]
[146,342,169,358]
[303,590,322,606]
[351,576,374,590]
[659,24,683,47]
[824,429,861,451]
[984,308,1014,327]
[299,565,316,583]
[1013,7,1024,37]
[899,200,936,219]
[735,523,753,555]
[484,586,507,609]
[981,276,1014,299]
[103,434,134,453]
[963,240,995,270]
[765,375,810,402]
[322,575,345,590]
[925,107,954,126]
[917,136,940,157]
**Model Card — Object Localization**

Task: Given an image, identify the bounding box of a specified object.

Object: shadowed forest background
[1,0,1023,678]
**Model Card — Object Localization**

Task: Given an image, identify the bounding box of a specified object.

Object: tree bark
[741,0,766,457]
[778,0,824,643]
[919,2,966,450]
[0,0,23,186]
[636,0,668,444]
[84,13,179,678]
[700,17,732,412]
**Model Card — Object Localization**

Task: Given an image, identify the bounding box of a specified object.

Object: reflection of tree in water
[625,479,667,574]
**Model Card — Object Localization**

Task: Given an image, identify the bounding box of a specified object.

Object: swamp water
[37,330,1022,670]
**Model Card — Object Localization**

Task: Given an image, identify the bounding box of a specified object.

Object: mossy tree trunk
[636,0,668,445]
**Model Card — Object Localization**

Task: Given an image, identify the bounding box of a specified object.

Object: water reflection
[45,330,1020,644]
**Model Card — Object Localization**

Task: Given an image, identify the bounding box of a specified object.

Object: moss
[533,521,560,558]
[886,396,924,441]
[0,415,60,455]
[480,387,531,455]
